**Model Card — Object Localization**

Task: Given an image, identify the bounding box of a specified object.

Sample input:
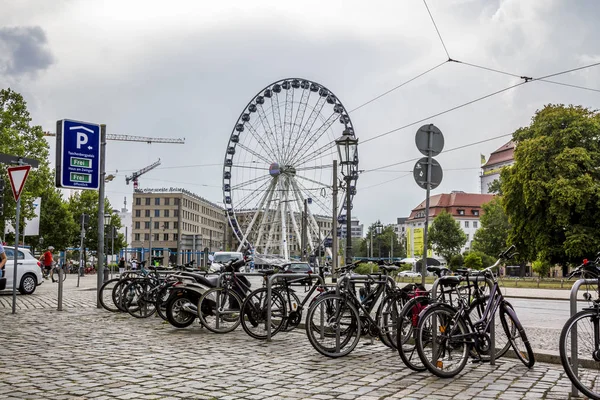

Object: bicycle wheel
[416,304,470,378]
[397,296,432,371]
[376,293,405,349]
[99,278,121,312]
[198,287,243,333]
[155,282,175,321]
[240,287,287,340]
[305,293,360,358]
[559,309,600,400]
[467,297,513,360]
[499,303,534,368]
[277,288,301,332]
[112,278,137,312]
[125,280,157,318]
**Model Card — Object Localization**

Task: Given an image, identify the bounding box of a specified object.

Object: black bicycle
[559,256,600,400]
[415,245,534,378]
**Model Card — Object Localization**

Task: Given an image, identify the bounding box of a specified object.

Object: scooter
[164,258,249,328]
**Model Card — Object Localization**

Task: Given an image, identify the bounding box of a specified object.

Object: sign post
[55,119,105,307]
[414,124,444,285]
[7,164,31,314]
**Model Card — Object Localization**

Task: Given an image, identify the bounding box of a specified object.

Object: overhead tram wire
[423,0,451,60]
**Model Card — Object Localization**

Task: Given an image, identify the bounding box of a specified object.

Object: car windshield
[213,254,241,263]
[287,263,311,271]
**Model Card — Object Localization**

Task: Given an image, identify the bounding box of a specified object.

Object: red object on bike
[583,259,589,265]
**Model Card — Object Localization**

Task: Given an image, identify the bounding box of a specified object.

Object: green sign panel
[70,157,91,168]
[70,172,91,183]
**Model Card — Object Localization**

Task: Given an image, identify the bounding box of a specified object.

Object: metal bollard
[57,267,63,311]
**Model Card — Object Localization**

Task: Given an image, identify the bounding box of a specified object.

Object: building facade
[481,141,515,194]
[406,191,495,259]
[339,217,364,239]
[131,188,226,265]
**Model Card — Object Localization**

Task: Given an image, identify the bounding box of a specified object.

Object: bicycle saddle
[380,265,399,272]
[438,275,463,286]
[427,265,451,277]
[179,272,220,287]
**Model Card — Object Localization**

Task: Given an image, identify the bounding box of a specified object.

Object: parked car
[1,246,44,294]
[209,251,245,272]
[281,262,314,285]
[398,270,422,278]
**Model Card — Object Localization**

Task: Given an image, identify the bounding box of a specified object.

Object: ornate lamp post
[335,130,358,265]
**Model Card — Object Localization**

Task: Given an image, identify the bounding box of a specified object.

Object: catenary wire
[423,0,451,59]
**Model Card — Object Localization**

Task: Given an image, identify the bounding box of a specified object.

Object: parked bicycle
[414,245,534,378]
[559,255,600,400]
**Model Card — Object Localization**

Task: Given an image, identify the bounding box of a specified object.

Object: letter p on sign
[76,132,88,149]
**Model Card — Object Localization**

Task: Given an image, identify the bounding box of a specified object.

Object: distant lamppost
[336,129,358,265]
[375,223,383,259]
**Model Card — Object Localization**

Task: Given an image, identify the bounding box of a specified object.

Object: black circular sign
[413,157,443,190]
[415,124,444,157]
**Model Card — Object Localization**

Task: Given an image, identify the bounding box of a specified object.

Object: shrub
[464,252,483,270]
[354,262,379,275]
[448,254,464,270]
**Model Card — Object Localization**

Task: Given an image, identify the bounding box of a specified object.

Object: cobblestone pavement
[0,274,591,399]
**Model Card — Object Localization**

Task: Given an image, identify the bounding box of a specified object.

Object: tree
[448,254,464,270]
[361,222,405,259]
[502,105,600,266]
[471,198,510,258]
[532,258,551,278]
[464,252,483,270]
[427,211,467,263]
[67,191,126,254]
[38,189,77,251]
[0,88,54,235]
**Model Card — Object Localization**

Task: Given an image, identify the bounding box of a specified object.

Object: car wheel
[19,273,37,295]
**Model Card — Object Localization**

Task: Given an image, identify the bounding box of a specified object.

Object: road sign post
[7,164,32,314]
[414,124,444,285]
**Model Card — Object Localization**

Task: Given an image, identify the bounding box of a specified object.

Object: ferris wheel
[222,78,359,259]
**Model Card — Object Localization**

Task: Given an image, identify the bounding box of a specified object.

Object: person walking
[39,246,55,282]
[118,256,126,275]
[131,256,138,271]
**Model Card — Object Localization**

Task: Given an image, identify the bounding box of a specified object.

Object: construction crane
[126,159,161,190]
[43,131,185,144]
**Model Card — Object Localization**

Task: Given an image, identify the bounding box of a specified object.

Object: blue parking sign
[55,119,101,190]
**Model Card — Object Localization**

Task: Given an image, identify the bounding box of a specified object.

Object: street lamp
[336,129,358,266]
[375,223,383,259]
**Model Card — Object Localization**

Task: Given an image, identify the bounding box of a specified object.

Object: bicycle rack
[430,275,496,365]
[266,273,326,342]
[568,278,597,398]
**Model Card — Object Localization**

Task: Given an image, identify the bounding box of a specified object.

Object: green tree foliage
[472,198,510,258]
[358,222,406,259]
[38,189,77,251]
[68,190,126,254]
[532,258,551,278]
[0,88,53,233]
[502,105,600,265]
[464,252,483,270]
[427,211,467,263]
[448,254,464,270]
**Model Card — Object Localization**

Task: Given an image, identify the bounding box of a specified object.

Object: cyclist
[39,246,56,282]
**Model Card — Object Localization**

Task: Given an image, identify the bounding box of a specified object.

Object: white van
[210,251,245,272]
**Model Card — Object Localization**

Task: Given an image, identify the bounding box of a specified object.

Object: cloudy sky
[1,0,599,230]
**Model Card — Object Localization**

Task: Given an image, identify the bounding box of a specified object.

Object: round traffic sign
[415,124,444,157]
[413,157,443,190]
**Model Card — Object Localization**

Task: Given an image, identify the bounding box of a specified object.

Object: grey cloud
[0,26,54,76]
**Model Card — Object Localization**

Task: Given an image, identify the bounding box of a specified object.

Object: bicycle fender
[417,302,458,320]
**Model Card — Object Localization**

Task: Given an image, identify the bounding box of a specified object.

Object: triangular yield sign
[7,165,31,202]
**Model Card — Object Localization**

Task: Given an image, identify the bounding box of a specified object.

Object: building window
[145,198,151,205]
[174,198,180,205]
[457,209,465,215]
[163,221,169,230]
[135,198,141,206]
[153,221,159,229]
[144,222,150,229]
[145,210,150,217]
[174,210,179,217]
[173,233,178,241]
[135,222,140,229]
[154,233,159,241]
[144,233,149,240]
[174,222,179,229]
[163,233,169,241]
[135,210,141,217]
[472,210,480,216]
[164,209,170,218]
[154,209,160,217]
[466,234,470,241]
[134,233,140,241]
[473,221,478,228]
[155,198,160,205]
[465,221,469,228]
